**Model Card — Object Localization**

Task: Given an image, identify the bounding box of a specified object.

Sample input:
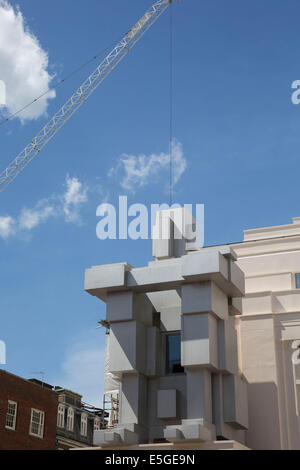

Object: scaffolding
[103,329,120,428]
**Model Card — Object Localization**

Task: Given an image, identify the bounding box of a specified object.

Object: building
[231,216,300,450]
[0,370,58,450]
[84,210,300,450]
[0,371,106,450]
[55,387,107,449]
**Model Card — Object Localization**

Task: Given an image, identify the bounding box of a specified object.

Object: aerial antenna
[31,371,46,387]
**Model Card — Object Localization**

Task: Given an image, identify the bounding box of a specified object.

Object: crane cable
[0,36,123,128]
[169,0,174,206]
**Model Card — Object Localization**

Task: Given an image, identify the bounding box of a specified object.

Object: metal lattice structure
[0,0,173,193]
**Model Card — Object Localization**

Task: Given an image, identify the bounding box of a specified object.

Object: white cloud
[0,216,15,238]
[51,330,106,407]
[19,201,56,230]
[0,140,187,241]
[0,0,55,121]
[0,174,89,240]
[109,139,187,192]
[63,175,88,224]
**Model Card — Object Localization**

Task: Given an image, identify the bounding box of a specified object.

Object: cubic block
[119,374,147,427]
[182,251,244,297]
[93,430,121,446]
[181,282,228,320]
[160,306,181,331]
[218,317,238,374]
[181,313,218,369]
[223,374,248,430]
[164,427,183,441]
[157,389,177,419]
[107,292,153,324]
[85,262,130,300]
[153,237,173,260]
[109,321,146,375]
[182,251,228,281]
[229,262,245,296]
[186,369,212,422]
[127,262,182,291]
[107,292,133,322]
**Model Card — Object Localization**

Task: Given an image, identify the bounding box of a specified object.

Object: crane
[0,0,177,194]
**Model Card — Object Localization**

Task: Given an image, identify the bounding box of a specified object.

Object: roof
[0,369,57,395]
[28,378,54,390]
[54,386,82,398]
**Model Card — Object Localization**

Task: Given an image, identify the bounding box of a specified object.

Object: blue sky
[1,0,300,405]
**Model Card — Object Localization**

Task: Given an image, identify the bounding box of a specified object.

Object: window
[57,405,65,428]
[80,413,88,437]
[94,418,101,431]
[66,407,74,432]
[29,409,45,438]
[296,273,300,289]
[166,333,184,374]
[5,401,17,430]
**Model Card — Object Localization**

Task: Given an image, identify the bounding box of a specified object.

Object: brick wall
[0,370,58,450]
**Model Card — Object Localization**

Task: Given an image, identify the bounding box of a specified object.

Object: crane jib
[0,0,176,193]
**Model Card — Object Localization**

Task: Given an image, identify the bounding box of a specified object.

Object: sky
[1,0,300,406]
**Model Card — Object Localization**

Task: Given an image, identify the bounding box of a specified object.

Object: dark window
[296,274,300,289]
[166,333,184,374]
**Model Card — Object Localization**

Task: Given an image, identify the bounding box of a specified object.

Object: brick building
[0,370,107,450]
[0,370,58,450]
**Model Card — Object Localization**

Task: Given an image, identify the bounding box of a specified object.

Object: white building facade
[85,212,300,450]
